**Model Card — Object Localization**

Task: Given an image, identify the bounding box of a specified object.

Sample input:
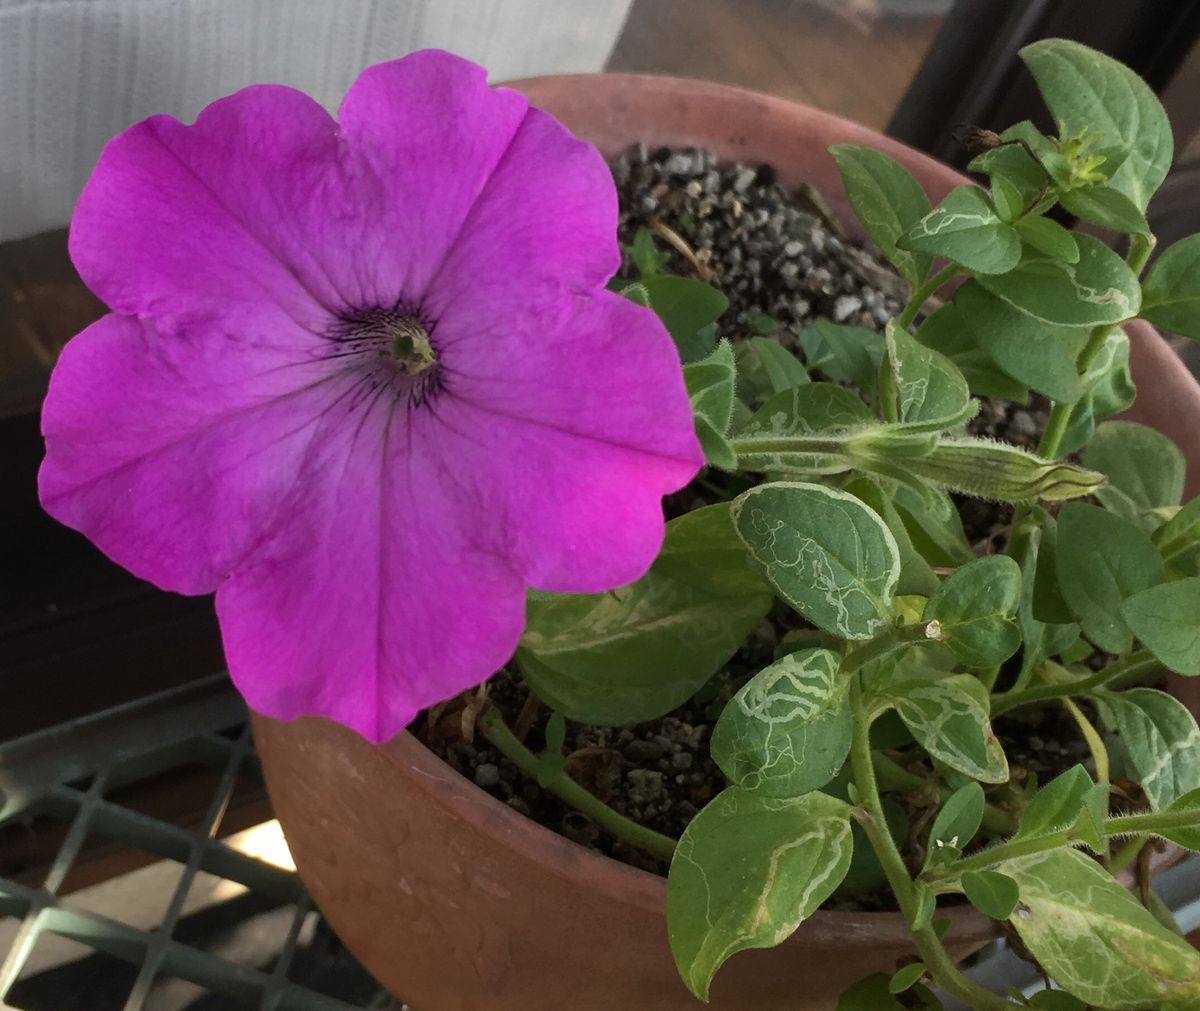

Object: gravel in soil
[420,146,1076,885]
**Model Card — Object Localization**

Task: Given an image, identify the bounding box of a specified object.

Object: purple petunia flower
[39,50,703,743]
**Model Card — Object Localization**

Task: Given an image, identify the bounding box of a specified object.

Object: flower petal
[38,313,346,594]
[70,50,530,328]
[425,103,619,320]
[433,291,704,591]
[336,49,530,303]
[216,403,526,743]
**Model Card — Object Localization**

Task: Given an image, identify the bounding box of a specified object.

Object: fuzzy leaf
[882,320,975,431]
[924,555,1022,667]
[884,674,1008,783]
[1159,788,1200,852]
[519,504,772,725]
[732,482,900,639]
[1083,421,1185,515]
[900,185,1021,275]
[962,870,1020,920]
[1000,848,1200,1010]
[924,781,985,869]
[711,648,851,796]
[1056,503,1165,653]
[830,144,934,288]
[1021,38,1173,212]
[1059,185,1150,235]
[916,302,1031,402]
[639,274,729,361]
[686,340,738,468]
[954,280,1087,403]
[796,320,884,394]
[1017,764,1096,839]
[668,788,853,1000]
[744,336,809,394]
[1142,233,1200,340]
[1106,688,1200,810]
[976,233,1141,326]
[1016,215,1080,262]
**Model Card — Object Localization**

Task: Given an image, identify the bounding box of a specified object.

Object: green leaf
[1018,526,1079,673]
[884,674,1009,783]
[1142,233,1200,339]
[1106,688,1200,810]
[627,226,669,277]
[976,233,1141,327]
[1031,510,1074,624]
[924,555,1022,667]
[916,302,1031,402]
[1156,497,1200,578]
[637,274,729,362]
[1028,990,1088,1011]
[710,648,851,796]
[1084,421,1186,519]
[536,712,567,787]
[829,144,933,288]
[838,974,943,1011]
[518,504,772,725]
[1082,327,1136,419]
[1056,503,1166,653]
[1015,215,1080,263]
[667,788,853,1000]
[924,781,985,869]
[732,482,900,639]
[889,963,927,994]
[991,174,1024,222]
[1017,764,1096,839]
[962,869,1020,920]
[1000,848,1200,1010]
[796,320,884,394]
[900,185,1022,275]
[745,336,809,394]
[882,320,975,431]
[1059,185,1150,235]
[954,281,1086,403]
[893,484,974,567]
[685,340,737,469]
[1021,38,1173,212]
[845,478,939,597]
[911,882,937,931]
[968,122,1056,206]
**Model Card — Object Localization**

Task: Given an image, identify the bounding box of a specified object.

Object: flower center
[327,306,444,405]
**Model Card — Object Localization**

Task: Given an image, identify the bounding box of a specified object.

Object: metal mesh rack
[0,675,398,1011]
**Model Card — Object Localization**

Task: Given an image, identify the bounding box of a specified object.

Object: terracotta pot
[253,74,1200,1011]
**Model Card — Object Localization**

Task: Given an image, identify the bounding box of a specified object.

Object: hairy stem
[897,263,961,330]
[925,807,1200,882]
[990,650,1161,716]
[479,706,677,863]
[849,677,1018,1010]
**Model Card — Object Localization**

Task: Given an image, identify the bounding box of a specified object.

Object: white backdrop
[0,0,634,240]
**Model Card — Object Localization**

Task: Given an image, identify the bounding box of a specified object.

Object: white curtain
[0,0,634,240]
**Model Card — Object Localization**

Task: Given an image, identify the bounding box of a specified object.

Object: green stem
[1107,806,1200,836]
[849,677,1018,1011]
[728,434,849,457]
[1127,231,1155,278]
[897,263,961,330]
[990,650,1161,716]
[840,621,940,675]
[479,707,677,863]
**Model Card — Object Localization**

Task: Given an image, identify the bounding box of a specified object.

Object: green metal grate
[0,675,400,1011]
